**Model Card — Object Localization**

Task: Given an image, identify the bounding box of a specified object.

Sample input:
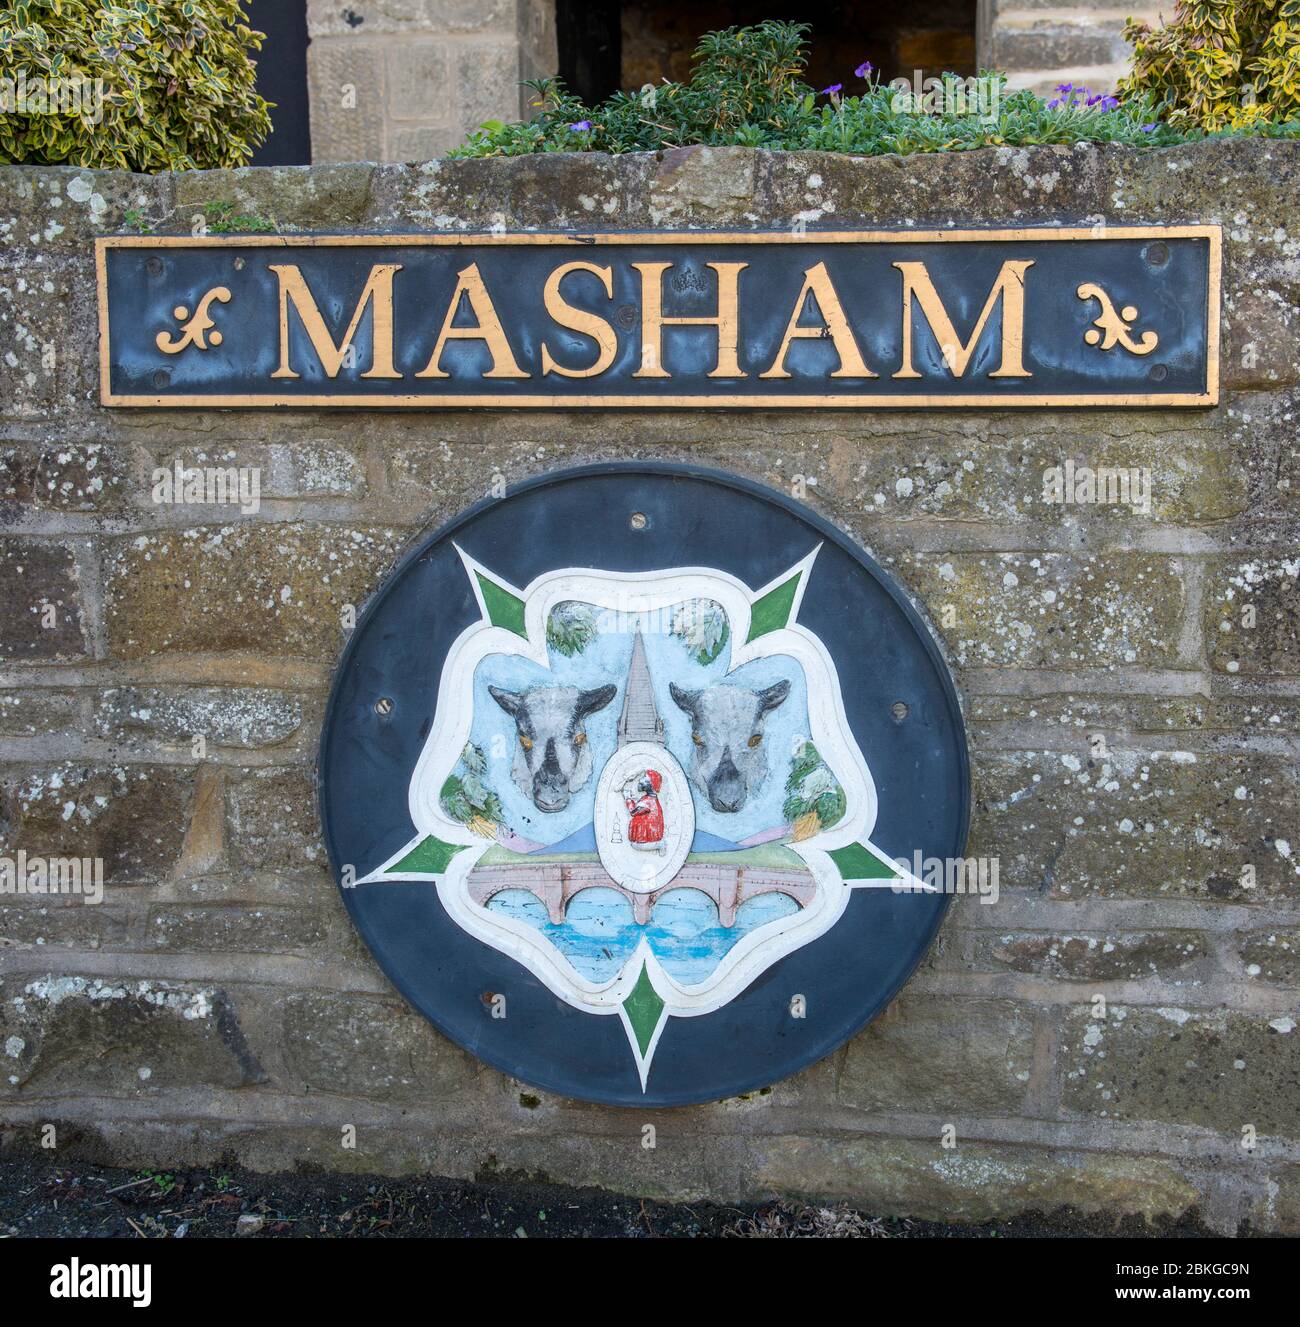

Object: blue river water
[487,886,799,986]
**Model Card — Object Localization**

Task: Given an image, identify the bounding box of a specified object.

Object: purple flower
[569,119,592,132]
[1055,83,1075,95]
[1141,121,1159,132]
[821,83,842,96]
[854,61,873,79]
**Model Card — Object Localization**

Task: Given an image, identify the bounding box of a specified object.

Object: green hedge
[0,0,270,171]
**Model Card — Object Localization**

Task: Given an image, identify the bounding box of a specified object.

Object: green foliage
[440,743,503,830]
[203,198,274,232]
[453,18,1300,158]
[669,599,729,665]
[783,740,846,830]
[547,601,600,657]
[0,0,272,171]
[1119,0,1300,131]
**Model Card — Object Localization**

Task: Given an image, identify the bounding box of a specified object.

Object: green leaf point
[623,962,666,1056]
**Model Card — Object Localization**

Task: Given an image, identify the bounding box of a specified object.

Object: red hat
[645,769,662,793]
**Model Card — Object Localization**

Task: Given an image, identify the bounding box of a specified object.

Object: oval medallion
[593,735,695,895]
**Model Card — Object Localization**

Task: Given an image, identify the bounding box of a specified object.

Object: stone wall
[1,141,1298,1232]
[306,0,556,163]
[991,0,1160,96]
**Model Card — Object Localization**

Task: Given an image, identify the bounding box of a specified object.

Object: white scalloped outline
[357,548,936,1087]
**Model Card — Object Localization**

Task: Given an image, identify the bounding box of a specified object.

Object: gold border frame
[95,226,1222,409]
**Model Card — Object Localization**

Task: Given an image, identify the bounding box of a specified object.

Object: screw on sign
[318,465,969,1105]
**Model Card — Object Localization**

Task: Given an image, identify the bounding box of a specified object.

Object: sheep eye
[573,731,587,747]
[518,734,533,751]
[692,731,704,747]
[748,733,763,748]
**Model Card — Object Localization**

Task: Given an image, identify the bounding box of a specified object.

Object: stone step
[991,6,1163,73]
[995,2,1164,16]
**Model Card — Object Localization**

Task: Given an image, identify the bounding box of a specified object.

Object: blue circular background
[319,463,969,1106]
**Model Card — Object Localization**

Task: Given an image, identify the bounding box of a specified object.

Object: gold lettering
[417,262,529,379]
[540,262,617,378]
[269,263,402,379]
[893,260,1033,379]
[759,261,876,379]
[631,261,748,378]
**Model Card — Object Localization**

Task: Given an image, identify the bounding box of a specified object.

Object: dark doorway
[557,0,624,107]
[245,0,312,166]
[557,1,977,105]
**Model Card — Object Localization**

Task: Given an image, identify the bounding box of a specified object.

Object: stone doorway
[303,0,1155,163]
[556,0,980,105]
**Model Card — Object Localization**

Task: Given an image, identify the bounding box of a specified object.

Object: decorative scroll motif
[1077,282,1159,355]
[154,285,232,354]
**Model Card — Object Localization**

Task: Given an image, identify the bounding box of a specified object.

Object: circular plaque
[319,464,969,1106]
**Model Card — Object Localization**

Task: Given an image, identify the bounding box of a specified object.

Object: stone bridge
[466,861,816,927]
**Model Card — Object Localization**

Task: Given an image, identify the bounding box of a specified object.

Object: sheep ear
[575,684,616,718]
[756,679,792,715]
[669,682,700,716]
[489,685,523,716]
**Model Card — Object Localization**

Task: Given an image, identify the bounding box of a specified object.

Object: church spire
[618,626,665,747]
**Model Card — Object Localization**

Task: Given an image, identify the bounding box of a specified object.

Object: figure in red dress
[623,769,665,851]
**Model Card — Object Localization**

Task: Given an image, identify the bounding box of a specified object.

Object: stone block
[452,40,520,136]
[809,421,1246,526]
[896,551,1186,669]
[281,990,479,1100]
[0,690,82,738]
[0,764,195,885]
[103,523,405,662]
[0,257,91,418]
[94,686,302,750]
[1061,1005,1300,1137]
[172,162,375,232]
[971,749,1300,901]
[982,931,1209,982]
[0,541,87,662]
[0,442,125,514]
[1238,930,1300,986]
[0,167,172,254]
[307,0,514,38]
[307,40,388,164]
[756,1136,1200,1223]
[0,974,264,1095]
[385,42,452,121]
[0,900,128,951]
[145,904,328,954]
[366,151,654,230]
[1206,556,1300,677]
[839,996,1034,1114]
[226,767,324,872]
[147,438,366,502]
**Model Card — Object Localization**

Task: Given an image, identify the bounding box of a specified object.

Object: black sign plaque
[97,227,1219,409]
[318,464,970,1104]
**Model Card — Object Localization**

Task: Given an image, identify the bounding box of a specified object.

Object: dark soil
[0,1157,1234,1238]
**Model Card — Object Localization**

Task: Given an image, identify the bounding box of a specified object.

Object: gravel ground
[0,1158,1234,1239]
